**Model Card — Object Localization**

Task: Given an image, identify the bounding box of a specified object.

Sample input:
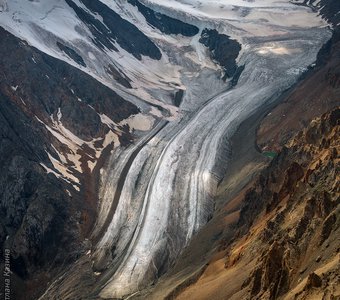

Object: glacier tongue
[94,2,330,299]
[98,31,330,299]
[0,0,331,299]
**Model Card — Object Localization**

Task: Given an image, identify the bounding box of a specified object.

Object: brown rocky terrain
[172,108,339,300]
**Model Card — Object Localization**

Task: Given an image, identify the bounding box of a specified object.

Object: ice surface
[2,1,331,298]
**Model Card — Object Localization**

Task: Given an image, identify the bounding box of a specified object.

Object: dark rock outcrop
[199,29,242,79]
[128,0,199,36]
[305,272,322,289]
[56,41,86,67]
[248,241,290,300]
[105,64,132,89]
[65,0,162,60]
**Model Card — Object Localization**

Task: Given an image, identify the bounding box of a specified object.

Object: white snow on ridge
[141,0,325,26]
[0,0,328,120]
[137,0,327,39]
[0,0,197,117]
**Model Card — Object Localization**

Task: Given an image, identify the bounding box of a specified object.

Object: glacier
[0,0,331,298]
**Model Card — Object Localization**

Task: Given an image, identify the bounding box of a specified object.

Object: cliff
[175,107,339,300]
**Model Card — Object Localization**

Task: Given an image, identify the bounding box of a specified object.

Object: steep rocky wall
[175,107,339,300]
[237,108,340,300]
[0,27,138,300]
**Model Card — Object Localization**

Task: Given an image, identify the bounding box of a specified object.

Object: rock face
[199,29,242,79]
[238,108,340,299]
[175,107,340,300]
[56,41,87,67]
[127,0,199,36]
[0,26,138,300]
[65,0,162,60]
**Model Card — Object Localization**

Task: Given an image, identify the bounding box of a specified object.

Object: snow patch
[149,107,163,118]
[40,162,80,191]
[120,114,155,132]
[47,152,80,184]
[257,45,302,56]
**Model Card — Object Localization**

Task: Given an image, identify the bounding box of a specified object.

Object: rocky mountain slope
[174,107,340,300]
[0,25,140,300]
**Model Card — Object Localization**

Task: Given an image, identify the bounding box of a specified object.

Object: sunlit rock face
[0,0,332,299]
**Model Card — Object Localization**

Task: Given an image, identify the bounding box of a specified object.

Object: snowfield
[0,0,331,298]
